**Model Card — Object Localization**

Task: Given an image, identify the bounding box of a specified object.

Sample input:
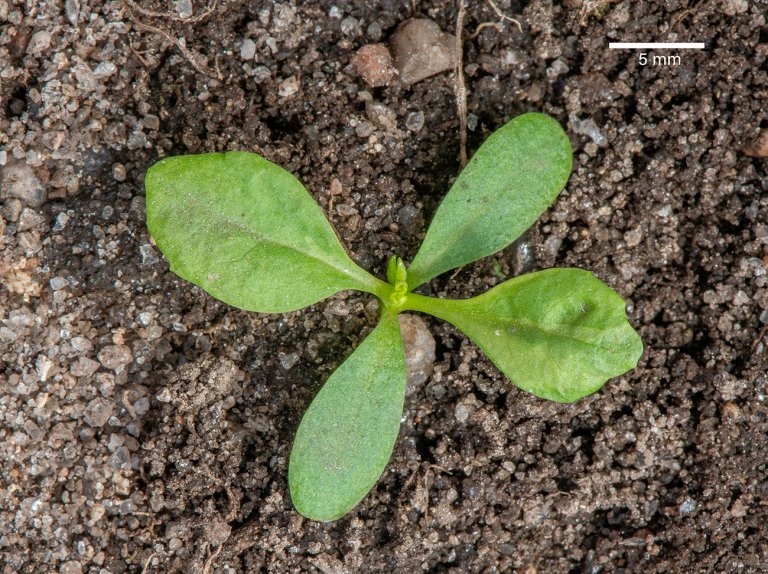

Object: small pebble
[367,21,383,41]
[60,561,83,574]
[97,345,133,370]
[455,403,470,423]
[355,121,375,138]
[350,44,396,88]
[143,114,160,131]
[133,397,150,416]
[570,114,606,146]
[65,0,79,24]
[140,244,159,266]
[18,208,46,231]
[279,352,299,370]
[84,398,114,427]
[399,314,436,396]
[390,19,456,85]
[0,161,47,207]
[278,76,300,98]
[71,356,100,377]
[405,110,425,132]
[205,520,232,545]
[679,498,697,514]
[340,16,360,36]
[173,0,193,18]
[240,38,256,60]
[112,163,126,182]
[467,113,478,131]
[365,101,396,130]
[26,30,51,56]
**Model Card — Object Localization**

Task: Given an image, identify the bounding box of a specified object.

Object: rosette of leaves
[145,113,643,522]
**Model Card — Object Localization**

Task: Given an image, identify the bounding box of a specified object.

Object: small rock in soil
[405,110,425,132]
[204,520,232,545]
[278,76,300,98]
[365,101,397,130]
[0,160,47,207]
[84,398,114,428]
[390,19,456,85]
[399,314,436,396]
[240,38,256,60]
[97,345,133,370]
[350,44,396,88]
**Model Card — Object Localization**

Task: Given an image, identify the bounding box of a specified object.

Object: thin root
[122,0,218,24]
[202,544,223,574]
[141,552,156,574]
[131,19,221,79]
[470,21,503,39]
[483,0,523,33]
[121,0,222,79]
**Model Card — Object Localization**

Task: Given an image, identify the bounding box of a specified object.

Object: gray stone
[240,38,256,60]
[279,352,299,370]
[405,110,424,132]
[399,314,436,396]
[455,403,470,423]
[390,19,456,85]
[365,101,396,131]
[278,76,300,98]
[71,356,100,377]
[204,520,232,545]
[98,345,133,370]
[60,561,83,574]
[64,0,79,24]
[0,161,47,207]
[84,398,114,427]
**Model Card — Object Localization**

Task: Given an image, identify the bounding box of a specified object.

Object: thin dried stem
[455,0,468,167]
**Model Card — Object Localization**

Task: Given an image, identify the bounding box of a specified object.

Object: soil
[2,0,768,573]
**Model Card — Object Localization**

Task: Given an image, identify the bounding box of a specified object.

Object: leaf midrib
[172,185,370,288]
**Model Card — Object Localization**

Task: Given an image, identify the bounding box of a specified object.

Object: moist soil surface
[2,0,768,572]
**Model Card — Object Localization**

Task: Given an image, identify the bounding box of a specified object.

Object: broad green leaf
[407,113,572,289]
[146,151,385,313]
[289,313,406,521]
[404,269,642,402]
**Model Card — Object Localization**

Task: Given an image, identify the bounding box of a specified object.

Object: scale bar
[609,42,705,49]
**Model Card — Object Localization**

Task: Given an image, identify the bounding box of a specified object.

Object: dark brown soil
[2,0,768,572]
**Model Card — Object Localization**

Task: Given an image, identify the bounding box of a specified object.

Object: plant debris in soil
[1,0,768,572]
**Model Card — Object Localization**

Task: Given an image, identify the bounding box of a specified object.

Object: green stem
[401,292,465,324]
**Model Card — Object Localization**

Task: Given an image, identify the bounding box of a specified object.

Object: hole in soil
[7,85,27,117]
[570,421,598,464]
[414,433,437,464]
[264,112,302,142]
[555,475,577,492]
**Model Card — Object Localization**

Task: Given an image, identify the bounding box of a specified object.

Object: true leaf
[146,151,384,313]
[405,269,643,402]
[407,113,572,289]
[288,313,407,521]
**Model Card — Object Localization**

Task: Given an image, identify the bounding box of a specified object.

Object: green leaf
[146,151,385,313]
[289,313,407,521]
[407,113,572,289]
[404,269,643,402]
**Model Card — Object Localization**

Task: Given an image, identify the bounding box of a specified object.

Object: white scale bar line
[609,42,705,49]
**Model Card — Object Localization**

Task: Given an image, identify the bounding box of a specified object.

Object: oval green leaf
[407,113,572,289]
[405,269,643,402]
[146,151,384,313]
[289,313,407,521]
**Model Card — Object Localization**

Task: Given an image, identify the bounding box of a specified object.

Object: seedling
[145,113,643,522]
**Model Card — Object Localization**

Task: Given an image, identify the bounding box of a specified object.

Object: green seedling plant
[145,113,643,522]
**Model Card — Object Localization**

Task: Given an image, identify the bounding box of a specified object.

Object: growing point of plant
[145,113,643,522]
